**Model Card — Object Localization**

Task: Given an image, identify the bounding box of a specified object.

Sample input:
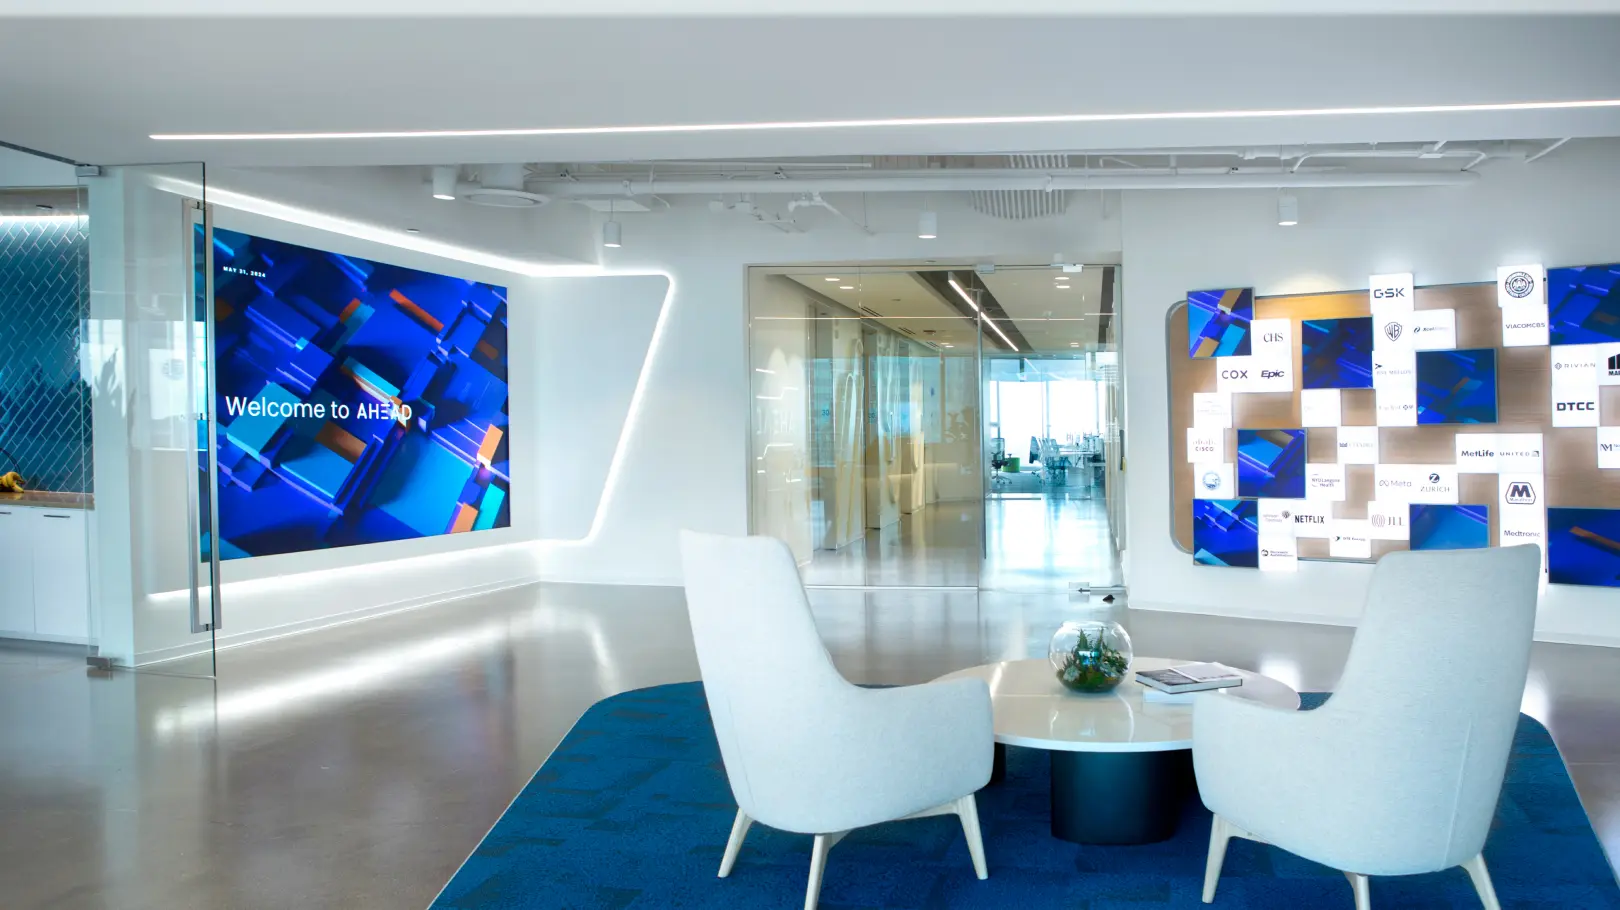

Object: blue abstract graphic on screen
[1415,348,1498,425]
[1301,317,1374,389]
[1193,499,1259,568]
[1410,504,1490,551]
[1548,263,1620,346]
[1187,288,1253,359]
[202,227,511,560]
[1236,428,1306,499]
[1547,507,1620,587]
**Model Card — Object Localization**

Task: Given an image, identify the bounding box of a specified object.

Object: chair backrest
[679,530,852,821]
[1325,544,1541,867]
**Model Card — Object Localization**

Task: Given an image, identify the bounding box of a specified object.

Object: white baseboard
[132,574,544,667]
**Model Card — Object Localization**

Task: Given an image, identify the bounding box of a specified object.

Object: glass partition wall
[748,264,1122,592]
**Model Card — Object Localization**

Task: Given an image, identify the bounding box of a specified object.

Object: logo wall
[1601,428,1620,471]
[1454,433,1501,473]
[1498,472,1546,562]
[1336,425,1380,465]
[1306,463,1346,501]
[1329,519,1373,559]
[1288,501,1332,538]
[1367,501,1410,541]
[1496,263,1546,308]
[1193,463,1235,499]
[1186,428,1225,463]
[1551,344,1602,428]
[1193,391,1233,429]
[1370,273,1415,354]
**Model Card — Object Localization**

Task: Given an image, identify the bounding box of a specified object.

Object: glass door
[973,265,1124,593]
[80,162,219,675]
[748,266,983,588]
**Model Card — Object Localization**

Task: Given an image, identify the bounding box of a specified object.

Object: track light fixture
[1277,193,1299,226]
[431,165,458,201]
[918,210,937,239]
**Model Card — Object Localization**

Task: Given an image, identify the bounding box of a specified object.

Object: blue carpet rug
[434,682,1620,909]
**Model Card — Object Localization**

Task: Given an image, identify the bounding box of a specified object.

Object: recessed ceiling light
[152,98,1620,142]
[405,227,421,233]
[825,277,840,281]
[839,285,854,290]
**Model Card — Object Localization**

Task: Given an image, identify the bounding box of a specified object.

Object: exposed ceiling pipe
[1288,146,1522,172]
[1525,138,1572,163]
[530,170,1478,197]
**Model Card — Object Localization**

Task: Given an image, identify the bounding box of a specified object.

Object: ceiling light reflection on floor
[149,604,623,740]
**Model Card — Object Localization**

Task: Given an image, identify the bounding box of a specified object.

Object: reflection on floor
[802,492,1122,591]
[0,585,1615,909]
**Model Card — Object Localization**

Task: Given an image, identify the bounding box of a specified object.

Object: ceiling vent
[970,154,1071,220]
[463,163,550,208]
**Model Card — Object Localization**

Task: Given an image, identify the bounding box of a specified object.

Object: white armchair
[679,530,995,910]
[1194,544,1542,910]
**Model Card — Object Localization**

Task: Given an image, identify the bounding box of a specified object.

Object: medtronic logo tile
[1201,471,1222,491]
[1505,481,1537,505]
[1503,271,1536,299]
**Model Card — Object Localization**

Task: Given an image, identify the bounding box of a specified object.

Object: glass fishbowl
[1049,620,1134,693]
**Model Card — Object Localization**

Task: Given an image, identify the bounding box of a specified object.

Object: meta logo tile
[1505,481,1537,505]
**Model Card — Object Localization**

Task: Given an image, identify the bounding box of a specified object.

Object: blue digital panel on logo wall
[1187,288,1253,359]
[202,227,512,560]
[1415,348,1498,425]
[1410,504,1490,551]
[1547,507,1620,587]
[1236,428,1306,499]
[1193,499,1259,568]
[1548,263,1620,346]
[1300,316,1374,389]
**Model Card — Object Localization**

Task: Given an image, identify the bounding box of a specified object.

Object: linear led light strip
[949,277,1018,352]
[149,98,1620,142]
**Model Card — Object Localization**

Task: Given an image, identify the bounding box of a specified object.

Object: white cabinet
[31,510,89,639]
[0,506,90,643]
[0,509,35,636]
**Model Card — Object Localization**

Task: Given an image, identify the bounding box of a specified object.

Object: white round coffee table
[934,656,1299,844]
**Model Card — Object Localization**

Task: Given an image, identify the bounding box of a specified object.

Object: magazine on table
[1135,662,1244,695]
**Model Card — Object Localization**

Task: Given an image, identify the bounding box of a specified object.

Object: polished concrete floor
[1,583,1616,909]
[801,492,1123,591]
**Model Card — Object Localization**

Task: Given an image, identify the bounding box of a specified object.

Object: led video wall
[1171,264,1620,586]
[204,228,512,560]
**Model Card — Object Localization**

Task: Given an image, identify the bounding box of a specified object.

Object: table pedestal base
[1049,749,1195,845]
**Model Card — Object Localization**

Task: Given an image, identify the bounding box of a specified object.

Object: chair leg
[718,809,752,878]
[956,794,989,880]
[1346,871,1371,910]
[804,831,846,910]
[1203,815,1234,903]
[1462,854,1502,910]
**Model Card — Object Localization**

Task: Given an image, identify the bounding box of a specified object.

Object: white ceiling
[2,16,1619,167]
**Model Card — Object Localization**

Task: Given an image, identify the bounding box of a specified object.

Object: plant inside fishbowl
[1049,620,1133,693]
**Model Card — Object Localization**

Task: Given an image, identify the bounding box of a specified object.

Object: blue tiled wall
[0,216,91,493]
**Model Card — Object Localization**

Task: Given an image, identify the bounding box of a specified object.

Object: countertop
[0,491,94,511]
